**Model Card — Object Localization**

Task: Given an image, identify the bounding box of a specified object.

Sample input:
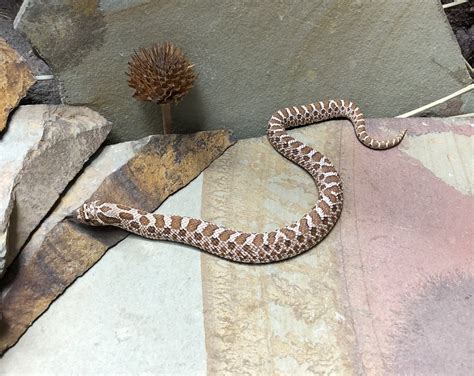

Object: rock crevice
[0,105,111,276]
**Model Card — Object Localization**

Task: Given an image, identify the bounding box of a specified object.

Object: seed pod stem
[161,102,172,134]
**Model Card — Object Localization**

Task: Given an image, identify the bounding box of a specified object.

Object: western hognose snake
[73,100,406,263]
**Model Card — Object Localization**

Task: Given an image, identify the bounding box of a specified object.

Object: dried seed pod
[127,42,196,105]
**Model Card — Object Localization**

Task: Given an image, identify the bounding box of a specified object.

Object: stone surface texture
[421,88,474,117]
[200,117,473,375]
[0,176,207,375]
[0,3,61,105]
[0,104,111,276]
[1,117,471,374]
[0,37,35,132]
[0,130,234,355]
[14,0,473,143]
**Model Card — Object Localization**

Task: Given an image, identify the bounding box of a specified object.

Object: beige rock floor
[1,118,472,375]
[1,176,207,375]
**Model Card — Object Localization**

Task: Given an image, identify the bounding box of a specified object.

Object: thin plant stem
[161,102,172,134]
[396,84,473,118]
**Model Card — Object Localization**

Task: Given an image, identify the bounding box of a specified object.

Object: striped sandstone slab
[201,117,472,375]
[1,117,471,374]
[0,130,235,354]
[1,177,208,374]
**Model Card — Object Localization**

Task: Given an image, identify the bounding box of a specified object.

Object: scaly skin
[74,100,406,263]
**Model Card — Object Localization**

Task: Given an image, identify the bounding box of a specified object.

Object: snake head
[72,201,104,226]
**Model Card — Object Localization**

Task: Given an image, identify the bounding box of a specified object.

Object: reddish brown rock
[0,38,35,132]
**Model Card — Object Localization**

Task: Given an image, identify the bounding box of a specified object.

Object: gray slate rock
[0,105,111,276]
[13,0,473,143]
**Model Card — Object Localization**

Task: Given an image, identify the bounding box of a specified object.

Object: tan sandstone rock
[0,105,111,277]
[200,117,473,375]
[0,129,235,354]
[0,117,472,373]
[0,38,35,132]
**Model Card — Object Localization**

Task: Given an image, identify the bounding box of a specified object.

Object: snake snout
[69,201,101,225]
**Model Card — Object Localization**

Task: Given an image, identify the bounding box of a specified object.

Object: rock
[420,89,474,117]
[442,0,474,71]
[0,38,35,132]
[13,1,473,143]
[0,105,111,276]
[200,117,473,375]
[0,117,472,373]
[0,129,235,354]
[0,4,61,106]
[0,176,207,374]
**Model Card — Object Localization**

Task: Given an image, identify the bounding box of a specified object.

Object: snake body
[74,100,406,263]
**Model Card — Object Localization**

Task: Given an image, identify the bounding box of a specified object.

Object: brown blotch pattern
[281,228,296,239]
[310,209,321,223]
[320,165,335,174]
[218,230,234,241]
[253,234,264,247]
[187,218,201,231]
[267,232,276,245]
[325,176,340,184]
[98,212,121,225]
[139,216,150,225]
[202,224,219,237]
[119,212,134,221]
[153,215,165,228]
[319,201,331,215]
[130,221,140,229]
[299,218,309,233]
[235,233,250,245]
[171,216,182,230]
[312,152,323,162]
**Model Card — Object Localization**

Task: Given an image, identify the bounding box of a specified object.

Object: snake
[73,100,406,263]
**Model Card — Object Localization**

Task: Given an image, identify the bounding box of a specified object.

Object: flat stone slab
[14,1,472,142]
[201,117,473,375]
[0,37,35,132]
[1,117,472,374]
[0,130,235,354]
[0,105,111,276]
[1,176,207,375]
